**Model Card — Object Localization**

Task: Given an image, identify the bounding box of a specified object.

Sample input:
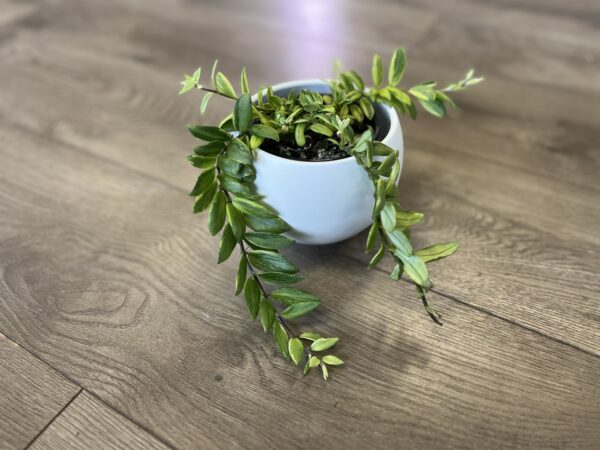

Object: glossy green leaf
[235,256,247,295]
[208,191,227,236]
[193,182,216,213]
[368,244,385,269]
[200,92,213,114]
[386,228,413,255]
[188,125,230,142]
[247,250,298,274]
[365,220,379,253]
[409,84,436,101]
[288,338,304,365]
[395,252,428,286]
[233,94,252,132]
[258,272,303,285]
[280,301,320,319]
[226,203,245,242]
[372,53,383,87]
[240,67,250,95]
[188,155,217,170]
[232,197,277,219]
[245,215,290,233]
[259,297,276,332]
[189,169,216,196]
[219,173,251,196]
[300,332,322,341]
[419,98,446,118]
[311,337,338,352]
[309,123,333,137]
[380,202,397,232]
[273,322,289,358]
[250,124,279,141]
[395,210,424,228]
[244,277,260,320]
[271,288,320,306]
[388,48,406,86]
[244,232,294,249]
[226,138,253,165]
[294,122,306,146]
[215,72,236,98]
[193,141,226,157]
[374,179,386,215]
[217,225,236,264]
[322,355,343,366]
[415,242,460,263]
[386,160,401,194]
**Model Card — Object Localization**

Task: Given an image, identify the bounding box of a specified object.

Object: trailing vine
[180,49,482,379]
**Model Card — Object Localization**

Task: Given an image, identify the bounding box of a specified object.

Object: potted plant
[179,49,482,379]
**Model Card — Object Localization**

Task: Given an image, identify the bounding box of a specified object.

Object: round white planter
[253,79,403,245]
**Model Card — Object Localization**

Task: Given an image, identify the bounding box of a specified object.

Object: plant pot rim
[252,78,400,167]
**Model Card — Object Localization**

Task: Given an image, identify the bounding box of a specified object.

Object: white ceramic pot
[253,79,403,245]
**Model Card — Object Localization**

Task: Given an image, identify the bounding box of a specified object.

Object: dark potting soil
[260,120,381,162]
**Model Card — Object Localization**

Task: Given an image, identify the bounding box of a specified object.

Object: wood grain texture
[29,391,169,450]
[1,0,599,448]
[0,333,79,449]
[0,125,599,449]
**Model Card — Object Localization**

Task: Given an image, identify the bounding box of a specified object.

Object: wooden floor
[1,0,599,448]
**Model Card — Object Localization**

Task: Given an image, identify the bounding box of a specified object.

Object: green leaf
[390,263,403,280]
[321,363,329,381]
[309,123,334,137]
[232,197,277,219]
[247,250,298,274]
[188,155,217,170]
[288,338,304,365]
[245,215,290,234]
[303,359,311,376]
[245,232,294,249]
[193,140,225,157]
[386,160,401,195]
[271,288,320,306]
[210,59,219,85]
[322,355,343,366]
[346,70,364,91]
[193,183,217,213]
[395,210,424,228]
[309,355,321,368]
[218,157,243,179]
[188,125,230,142]
[235,256,247,295]
[250,124,279,141]
[311,337,338,352]
[294,122,306,146]
[415,242,460,263]
[386,228,413,255]
[179,67,201,95]
[226,138,253,166]
[215,71,236,98]
[377,151,397,177]
[219,173,251,196]
[217,225,236,264]
[280,301,320,319]
[244,277,261,320]
[365,221,379,253]
[226,203,245,242]
[300,332,321,341]
[273,322,289,358]
[372,53,383,87]
[189,169,216,196]
[249,134,264,150]
[233,94,252,132]
[359,97,375,120]
[368,244,386,269]
[208,191,227,236]
[259,297,276,332]
[395,253,429,286]
[374,179,386,215]
[419,98,446,118]
[388,48,406,86]
[258,272,303,285]
[409,84,436,101]
[200,92,214,114]
[240,67,250,95]
[380,202,397,232]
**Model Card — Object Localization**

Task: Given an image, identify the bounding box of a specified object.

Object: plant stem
[199,86,237,100]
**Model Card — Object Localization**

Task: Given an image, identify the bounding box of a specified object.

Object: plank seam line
[1,333,179,450]
[10,120,600,360]
[24,388,83,449]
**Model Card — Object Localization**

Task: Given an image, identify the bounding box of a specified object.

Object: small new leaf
[311,337,339,352]
[322,355,343,366]
[288,338,304,365]
[215,72,237,98]
[388,48,406,86]
[372,53,383,87]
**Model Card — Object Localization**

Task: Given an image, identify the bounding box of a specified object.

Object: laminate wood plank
[1,125,599,449]
[1,23,599,354]
[0,332,80,449]
[29,391,169,450]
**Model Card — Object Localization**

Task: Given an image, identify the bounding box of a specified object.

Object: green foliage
[180,49,482,379]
